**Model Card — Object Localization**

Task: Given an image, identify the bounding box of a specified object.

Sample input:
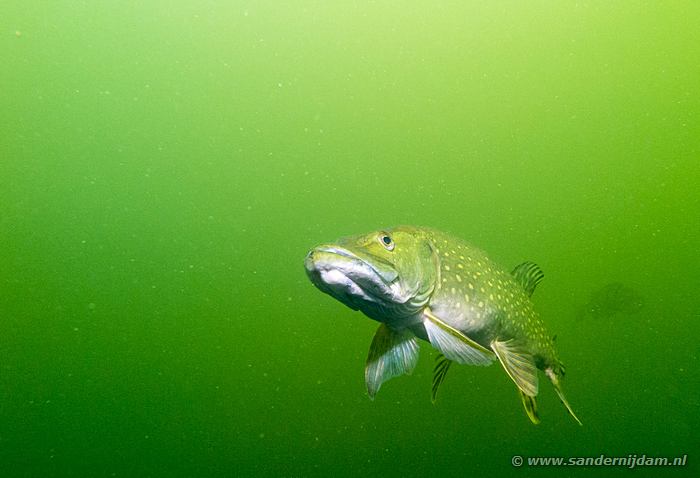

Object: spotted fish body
[305,226,581,425]
[425,229,555,370]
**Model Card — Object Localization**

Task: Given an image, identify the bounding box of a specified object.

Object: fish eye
[379,233,395,251]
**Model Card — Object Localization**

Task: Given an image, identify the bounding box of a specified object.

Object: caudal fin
[546,368,582,426]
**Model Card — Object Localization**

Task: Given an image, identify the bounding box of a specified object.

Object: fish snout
[304,248,327,288]
[304,249,317,272]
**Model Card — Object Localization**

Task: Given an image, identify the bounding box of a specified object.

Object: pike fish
[304,226,581,425]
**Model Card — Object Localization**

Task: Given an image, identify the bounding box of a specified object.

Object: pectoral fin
[365,324,419,399]
[423,309,495,366]
[491,339,539,397]
[431,354,452,403]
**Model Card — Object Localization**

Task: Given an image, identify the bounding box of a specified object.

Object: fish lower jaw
[315,269,377,304]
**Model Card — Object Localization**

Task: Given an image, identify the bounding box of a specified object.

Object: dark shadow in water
[578,282,644,321]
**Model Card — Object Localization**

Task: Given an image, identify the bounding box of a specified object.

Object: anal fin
[519,391,540,424]
[491,339,539,397]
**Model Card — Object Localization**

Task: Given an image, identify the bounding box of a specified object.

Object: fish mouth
[313,246,357,261]
[305,245,398,306]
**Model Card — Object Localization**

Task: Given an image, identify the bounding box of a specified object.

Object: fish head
[305,227,438,323]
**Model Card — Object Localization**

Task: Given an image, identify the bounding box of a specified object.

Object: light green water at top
[1,1,698,477]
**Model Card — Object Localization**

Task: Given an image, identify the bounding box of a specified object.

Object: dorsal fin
[511,261,544,297]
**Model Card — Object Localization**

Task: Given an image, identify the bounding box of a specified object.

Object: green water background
[1,1,698,477]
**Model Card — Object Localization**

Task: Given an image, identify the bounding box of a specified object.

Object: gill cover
[378,226,440,312]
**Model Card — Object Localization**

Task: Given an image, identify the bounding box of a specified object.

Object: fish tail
[546,367,582,426]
